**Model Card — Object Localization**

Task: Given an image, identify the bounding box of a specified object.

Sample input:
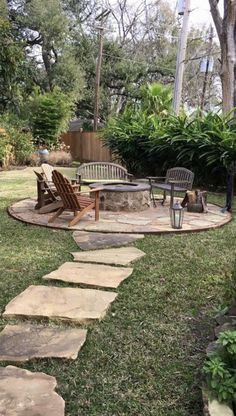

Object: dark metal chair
[147,167,194,207]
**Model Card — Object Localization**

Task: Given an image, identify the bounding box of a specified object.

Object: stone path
[43,262,134,288]
[0,366,65,416]
[73,231,144,250]
[0,324,87,361]
[71,246,146,265]
[3,285,118,323]
[0,231,146,415]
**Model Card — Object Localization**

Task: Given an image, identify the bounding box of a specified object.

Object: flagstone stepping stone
[72,231,144,250]
[208,399,234,416]
[3,285,117,323]
[43,262,133,288]
[71,246,146,266]
[0,324,87,361]
[0,365,64,416]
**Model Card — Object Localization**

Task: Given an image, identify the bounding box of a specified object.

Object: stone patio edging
[7,198,232,235]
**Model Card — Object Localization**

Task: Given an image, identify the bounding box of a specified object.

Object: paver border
[7,198,232,235]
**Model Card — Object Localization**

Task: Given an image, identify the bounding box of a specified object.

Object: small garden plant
[204,330,236,409]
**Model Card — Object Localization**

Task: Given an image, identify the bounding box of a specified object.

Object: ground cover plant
[204,330,236,409]
[0,167,235,415]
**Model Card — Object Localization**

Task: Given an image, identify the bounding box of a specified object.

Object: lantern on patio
[170,200,184,229]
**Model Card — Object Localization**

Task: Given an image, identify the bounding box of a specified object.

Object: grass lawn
[0,167,235,415]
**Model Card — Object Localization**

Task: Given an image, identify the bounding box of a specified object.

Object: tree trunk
[42,46,53,92]
[209,0,236,113]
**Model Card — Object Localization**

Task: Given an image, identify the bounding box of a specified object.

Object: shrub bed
[103,84,236,189]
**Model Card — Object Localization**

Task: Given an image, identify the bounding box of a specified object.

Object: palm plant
[149,111,236,210]
[140,82,172,115]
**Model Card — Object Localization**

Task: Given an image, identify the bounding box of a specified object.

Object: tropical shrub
[29,88,74,148]
[140,82,172,115]
[103,83,236,188]
[103,107,153,175]
[149,111,236,186]
[103,83,173,176]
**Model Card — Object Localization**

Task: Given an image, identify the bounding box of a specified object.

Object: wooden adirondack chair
[48,170,101,227]
[41,163,54,184]
[34,171,63,213]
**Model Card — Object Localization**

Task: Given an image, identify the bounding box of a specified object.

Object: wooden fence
[61,131,112,162]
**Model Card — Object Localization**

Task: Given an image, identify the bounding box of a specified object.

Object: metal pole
[173,0,191,114]
[93,26,104,132]
[200,25,214,110]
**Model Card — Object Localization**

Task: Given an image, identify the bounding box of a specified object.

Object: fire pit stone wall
[89,182,151,212]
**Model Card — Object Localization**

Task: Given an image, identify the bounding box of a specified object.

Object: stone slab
[206,341,218,355]
[208,399,234,416]
[214,322,235,338]
[0,365,64,416]
[72,231,144,250]
[117,218,151,225]
[0,324,87,361]
[43,262,133,288]
[3,285,117,323]
[71,246,146,265]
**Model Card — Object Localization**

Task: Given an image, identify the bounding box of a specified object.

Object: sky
[188,0,223,29]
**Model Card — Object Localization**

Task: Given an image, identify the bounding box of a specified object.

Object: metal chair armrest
[147,176,166,181]
[167,180,192,185]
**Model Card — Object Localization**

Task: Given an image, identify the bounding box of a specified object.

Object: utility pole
[93,26,104,132]
[93,9,110,132]
[173,0,191,114]
[200,25,214,110]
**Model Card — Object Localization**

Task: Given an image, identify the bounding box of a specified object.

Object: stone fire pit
[89,182,151,212]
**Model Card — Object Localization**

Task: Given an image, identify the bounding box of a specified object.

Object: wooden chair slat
[76,162,131,184]
[49,170,100,227]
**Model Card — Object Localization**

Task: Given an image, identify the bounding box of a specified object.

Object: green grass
[0,167,235,415]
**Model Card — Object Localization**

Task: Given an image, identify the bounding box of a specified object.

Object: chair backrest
[166,167,194,190]
[41,163,54,183]
[52,170,81,210]
[34,170,56,200]
[77,162,128,181]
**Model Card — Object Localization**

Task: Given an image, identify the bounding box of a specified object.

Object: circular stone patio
[8,198,231,234]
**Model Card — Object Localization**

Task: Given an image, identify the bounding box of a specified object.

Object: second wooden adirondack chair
[34,171,63,214]
[48,170,101,227]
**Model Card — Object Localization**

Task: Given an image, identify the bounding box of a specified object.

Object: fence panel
[61,131,112,162]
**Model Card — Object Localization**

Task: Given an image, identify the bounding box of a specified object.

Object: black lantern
[170,201,184,229]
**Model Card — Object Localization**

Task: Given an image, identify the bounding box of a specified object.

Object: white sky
[188,0,223,29]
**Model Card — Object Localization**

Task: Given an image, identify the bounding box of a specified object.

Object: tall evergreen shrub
[29,88,74,148]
